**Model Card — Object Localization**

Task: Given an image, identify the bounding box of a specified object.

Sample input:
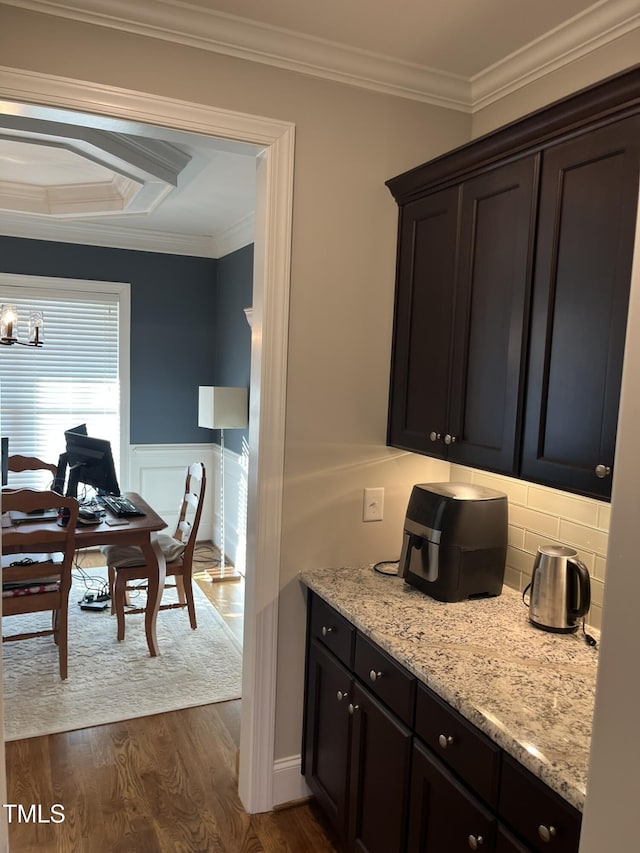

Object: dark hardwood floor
[5,702,337,853]
[5,546,337,852]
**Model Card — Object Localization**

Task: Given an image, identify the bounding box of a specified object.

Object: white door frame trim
[0,66,294,815]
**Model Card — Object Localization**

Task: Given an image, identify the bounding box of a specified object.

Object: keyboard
[99,495,146,518]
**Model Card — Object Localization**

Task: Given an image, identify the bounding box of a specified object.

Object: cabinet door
[521,115,640,499]
[387,187,459,456]
[448,156,537,474]
[304,639,353,842]
[496,824,531,852]
[407,740,497,852]
[347,682,413,853]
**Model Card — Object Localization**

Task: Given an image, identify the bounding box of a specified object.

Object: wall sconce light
[0,304,44,347]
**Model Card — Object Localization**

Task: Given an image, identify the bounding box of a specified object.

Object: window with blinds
[0,275,130,494]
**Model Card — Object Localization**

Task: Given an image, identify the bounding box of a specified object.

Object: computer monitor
[63,429,121,499]
[53,423,88,495]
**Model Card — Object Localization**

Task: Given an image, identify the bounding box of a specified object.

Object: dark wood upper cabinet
[388,158,537,474]
[386,66,640,501]
[448,157,537,473]
[388,186,459,458]
[520,115,640,499]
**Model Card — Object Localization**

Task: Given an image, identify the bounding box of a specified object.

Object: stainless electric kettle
[529,544,591,633]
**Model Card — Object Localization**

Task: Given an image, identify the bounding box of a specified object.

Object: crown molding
[4,0,639,112]
[213,211,255,258]
[2,0,471,111]
[0,208,253,257]
[471,0,640,111]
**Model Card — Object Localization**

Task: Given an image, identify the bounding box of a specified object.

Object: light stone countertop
[299,565,599,812]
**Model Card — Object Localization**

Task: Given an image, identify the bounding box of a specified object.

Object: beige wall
[0,5,470,763]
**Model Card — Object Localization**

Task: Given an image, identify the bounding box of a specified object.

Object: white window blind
[0,277,126,494]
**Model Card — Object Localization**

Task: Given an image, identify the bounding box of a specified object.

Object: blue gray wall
[0,236,253,447]
[213,244,253,454]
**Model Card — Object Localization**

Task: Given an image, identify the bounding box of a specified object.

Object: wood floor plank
[6,701,337,852]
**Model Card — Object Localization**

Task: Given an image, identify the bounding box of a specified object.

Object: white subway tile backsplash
[558,520,609,556]
[521,531,595,571]
[590,578,605,608]
[508,525,525,549]
[450,465,528,505]
[506,545,535,575]
[504,565,524,591]
[527,486,599,527]
[594,555,607,582]
[597,503,611,531]
[587,604,602,631]
[509,505,560,538]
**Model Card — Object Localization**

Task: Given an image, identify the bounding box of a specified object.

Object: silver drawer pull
[444,434,457,445]
[336,690,348,702]
[438,734,454,749]
[348,703,360,715]
[429,431,441,442]
[369,669,382,682]
[538,825,557,843]
[468,836,484,850]
[321,625,333,637]
[595,464,611,479]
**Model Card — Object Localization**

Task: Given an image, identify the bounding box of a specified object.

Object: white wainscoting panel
[127,443,248,572]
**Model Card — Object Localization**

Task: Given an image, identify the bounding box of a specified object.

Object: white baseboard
[272,755,311,807]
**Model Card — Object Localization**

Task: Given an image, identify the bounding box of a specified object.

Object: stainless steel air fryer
[399,483,508,602]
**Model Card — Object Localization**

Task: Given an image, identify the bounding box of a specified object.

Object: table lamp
[198,386,248,581]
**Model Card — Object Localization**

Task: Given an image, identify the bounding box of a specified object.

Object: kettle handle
[568,558,591,619]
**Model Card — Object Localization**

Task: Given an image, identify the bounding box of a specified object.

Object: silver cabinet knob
[429,431,441,442]
[444,434,457,445]
[369,670,382,683]
[336,690,348,702]
[595,464,611,479]
[468,836,484,850]
[321,625,333,637]
[538,825,557,843]
[348,703,360,715]
[438,734,454,749]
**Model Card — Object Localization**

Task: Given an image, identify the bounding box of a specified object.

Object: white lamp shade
[198,386,248,429]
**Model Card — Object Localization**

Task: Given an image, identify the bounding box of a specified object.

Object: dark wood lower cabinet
[496,825,532,853]
[408,740,497,852]
[348,682,413,853]
[304,639,353,842]
[303,593,582,853]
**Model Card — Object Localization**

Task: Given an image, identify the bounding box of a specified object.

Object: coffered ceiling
[1,0,637,257]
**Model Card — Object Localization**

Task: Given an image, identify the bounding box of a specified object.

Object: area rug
[2,567,243,741]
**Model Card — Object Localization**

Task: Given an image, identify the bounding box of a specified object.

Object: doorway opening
[0,70,294,814]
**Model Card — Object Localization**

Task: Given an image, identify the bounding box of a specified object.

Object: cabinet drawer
[354,633,416,726]
[415,682,501,807]
[499,756,581,853]
[309,593,355,668]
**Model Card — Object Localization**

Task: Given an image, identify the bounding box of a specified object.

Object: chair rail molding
[0,66,294,815]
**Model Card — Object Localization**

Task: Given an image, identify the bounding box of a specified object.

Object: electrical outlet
[363,487,384,522]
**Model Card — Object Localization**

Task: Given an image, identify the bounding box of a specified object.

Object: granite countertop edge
[299,565,599,813]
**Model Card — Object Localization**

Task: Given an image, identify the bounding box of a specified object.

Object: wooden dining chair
[104,463,206,641]
[1,488,79,679]
[8,454,58,490]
